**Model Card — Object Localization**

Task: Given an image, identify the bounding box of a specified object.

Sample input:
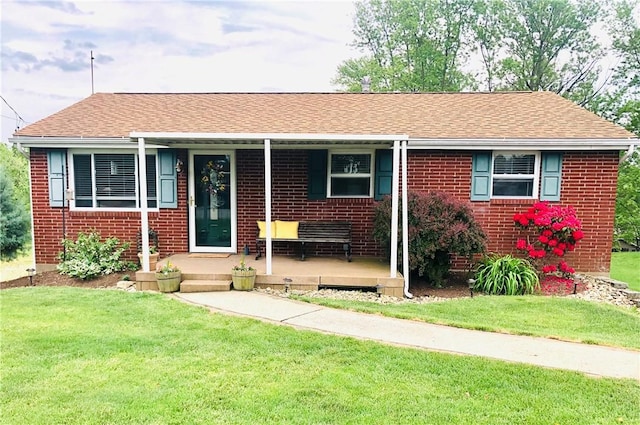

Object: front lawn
[611,251,640,291]
[2,287,638,424]
[295,295,640,350]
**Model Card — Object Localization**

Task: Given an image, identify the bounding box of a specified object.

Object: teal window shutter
[307,150,327,200]
[158,150,178,208]
[540,153,562,201]
[47,150,66,207]
[471,152,491,201]
[374,149,393,201]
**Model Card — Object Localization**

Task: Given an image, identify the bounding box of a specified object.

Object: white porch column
[389,141,400,278]
[401,140,412,298]
[137,137,150,272]
[264,139,273,275]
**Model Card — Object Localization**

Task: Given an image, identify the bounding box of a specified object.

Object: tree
[0,166,30,259]
[334,0,476,92]
[0,144,30,212]
[473,0,604,105]
[615,149,640,248]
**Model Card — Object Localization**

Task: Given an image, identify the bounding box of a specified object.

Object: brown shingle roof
[14,91,633,139]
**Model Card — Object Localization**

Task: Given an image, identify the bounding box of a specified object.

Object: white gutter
[264,139,273,275]
[131,132,409,142]
[389,141,400,278]
[138,137,151,272]
[10,136,170,149]
[401,140,412,298]
[407,138,636,151]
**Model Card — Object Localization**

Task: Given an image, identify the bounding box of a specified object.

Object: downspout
[138,137,150,272]
[264,139,273,275]
[401,140,412,298]
[620,143,637,163]
[21,142,37,271]
[389,141,400,278]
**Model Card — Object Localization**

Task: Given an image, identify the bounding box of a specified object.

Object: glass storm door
[189,152,236,252]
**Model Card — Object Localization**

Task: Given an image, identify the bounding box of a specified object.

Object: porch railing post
[138,137,150,272]
[390,141,400,278]
[264,138,273,275]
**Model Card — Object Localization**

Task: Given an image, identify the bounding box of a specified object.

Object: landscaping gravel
[257,274,640,309]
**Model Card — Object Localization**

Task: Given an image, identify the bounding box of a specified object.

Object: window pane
[331,154,371,174]
[330,177,370,196]
[493,179,534,197]
[493,154,535,174]
[73,154,93,207]
[95,154,136,198]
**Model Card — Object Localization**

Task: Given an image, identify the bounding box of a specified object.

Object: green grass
[295,295,640,350]
[2,288,639,424]
[611,251,640,291]
[0,244,33,281]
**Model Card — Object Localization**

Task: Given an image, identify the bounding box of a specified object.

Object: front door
[188,152,236,252]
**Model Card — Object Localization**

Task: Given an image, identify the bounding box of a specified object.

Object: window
[491,152,539,198]
[471,151,562,201]
[72,153,157,209]
[329,152,373,197]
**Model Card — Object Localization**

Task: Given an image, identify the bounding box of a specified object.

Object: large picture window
[329,152,373,197]
[491,152,539,198]
[72,153,157,209]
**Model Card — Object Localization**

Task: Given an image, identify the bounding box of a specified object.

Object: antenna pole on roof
[90,50,95,94]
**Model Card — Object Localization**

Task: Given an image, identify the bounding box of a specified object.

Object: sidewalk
[175,291,640,380]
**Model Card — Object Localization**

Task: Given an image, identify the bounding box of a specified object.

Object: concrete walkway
[175,291,640,380]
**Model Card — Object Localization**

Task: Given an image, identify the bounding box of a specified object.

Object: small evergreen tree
[0,167,30,259]
[373,191,487,286]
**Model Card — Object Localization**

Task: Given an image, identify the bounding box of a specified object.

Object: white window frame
[67,149,160,211]
[491,151,540,199]
[327,149,375,198]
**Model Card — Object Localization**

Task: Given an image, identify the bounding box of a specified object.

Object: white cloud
[1,0,357,143]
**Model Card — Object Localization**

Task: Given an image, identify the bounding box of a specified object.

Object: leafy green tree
[0,166,30,259]
[615,149,640,247]
[0,144,30,212]
[334,0,476,92]
[474,0,604,105]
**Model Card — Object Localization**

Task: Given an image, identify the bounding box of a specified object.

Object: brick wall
[31,148,618,274]
[30,148,189,268]
[407,150,619,274]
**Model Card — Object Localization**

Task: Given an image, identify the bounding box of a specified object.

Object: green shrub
[473,254,539,295]
[373,191,487,286]
[57,230,135,280]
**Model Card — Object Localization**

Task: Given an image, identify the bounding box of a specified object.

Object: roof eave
[407,138,637,150]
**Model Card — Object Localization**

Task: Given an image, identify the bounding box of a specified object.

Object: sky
[0,0,359,144]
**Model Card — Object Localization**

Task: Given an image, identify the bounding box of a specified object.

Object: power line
[0,95,28,131]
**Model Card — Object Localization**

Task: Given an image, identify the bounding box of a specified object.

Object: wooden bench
[255,221,352,262]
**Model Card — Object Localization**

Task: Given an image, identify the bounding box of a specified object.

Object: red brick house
[12,91,635,291]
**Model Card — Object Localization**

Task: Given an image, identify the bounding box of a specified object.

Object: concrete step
[180,279,231,293]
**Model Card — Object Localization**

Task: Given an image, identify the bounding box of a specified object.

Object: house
[11,91,636,294]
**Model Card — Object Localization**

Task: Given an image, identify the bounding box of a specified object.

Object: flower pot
[155,271,181,293]
[139,252,160,271]
[232,269,256,291]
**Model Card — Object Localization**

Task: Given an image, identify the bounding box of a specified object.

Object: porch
[135,254,405,297]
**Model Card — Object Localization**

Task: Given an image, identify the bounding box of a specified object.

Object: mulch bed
[0,271,125,290]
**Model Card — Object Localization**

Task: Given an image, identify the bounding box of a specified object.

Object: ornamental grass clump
[473,254,539,295]
[373,191,487,286]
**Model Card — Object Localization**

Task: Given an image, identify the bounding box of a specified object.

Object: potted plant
[155,261,181,293]
[138,245,160,271]
[231,255,256,291]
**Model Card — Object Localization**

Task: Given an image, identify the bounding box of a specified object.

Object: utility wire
[0,95,28,131]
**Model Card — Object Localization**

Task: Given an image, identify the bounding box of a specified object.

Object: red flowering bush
[513,202,583,291]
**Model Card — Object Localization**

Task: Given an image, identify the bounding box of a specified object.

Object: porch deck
[135,254,405,297]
